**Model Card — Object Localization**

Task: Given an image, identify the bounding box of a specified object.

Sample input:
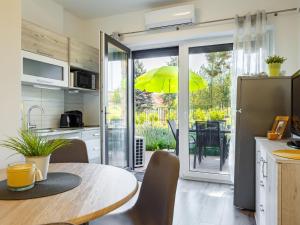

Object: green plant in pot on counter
[0,129,70,181]
[265,55,286,77]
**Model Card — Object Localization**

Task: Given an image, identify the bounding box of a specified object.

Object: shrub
[193,109,207,121]
[209,109,225,121]
[149,112,159,123]
[135,124,176,151]
[135,112,146,125]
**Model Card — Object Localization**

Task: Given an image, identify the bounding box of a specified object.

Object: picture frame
[271,116,289,139]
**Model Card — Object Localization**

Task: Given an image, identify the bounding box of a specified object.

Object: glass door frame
[100,32,134,169]
[178,36,233,183]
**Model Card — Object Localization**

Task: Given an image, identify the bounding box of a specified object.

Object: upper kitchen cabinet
[22,20,68,62]
[69,38,99,73]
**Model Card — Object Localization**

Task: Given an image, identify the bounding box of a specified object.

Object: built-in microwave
[21,50,69,88]
[69,71,96,90]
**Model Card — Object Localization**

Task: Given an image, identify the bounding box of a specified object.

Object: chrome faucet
[27,105,44,130]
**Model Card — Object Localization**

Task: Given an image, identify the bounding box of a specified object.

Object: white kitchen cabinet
[81,129,101,163]
[41,128,100,163]
[255,138,300,225]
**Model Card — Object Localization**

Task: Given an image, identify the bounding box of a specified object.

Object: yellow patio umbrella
[135,66,207,93]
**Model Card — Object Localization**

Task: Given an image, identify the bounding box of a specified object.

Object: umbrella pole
[168,80,171,152]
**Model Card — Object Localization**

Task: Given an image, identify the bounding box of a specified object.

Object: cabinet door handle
[66,136,80,139]
[259,204,264,212]
[36,79,54,84]
[262,161,267,178]
[260,180,264,187]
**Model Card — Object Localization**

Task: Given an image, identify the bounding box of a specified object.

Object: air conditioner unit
[145,4,195,29]
[135,136,145,168]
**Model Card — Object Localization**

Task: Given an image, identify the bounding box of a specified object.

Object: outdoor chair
[167,120,179,156]
[94,151,180,225]
[206,121,225,171]
[194,121,207,169]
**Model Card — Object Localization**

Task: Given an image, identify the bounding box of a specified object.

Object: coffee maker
[60,110,84,128]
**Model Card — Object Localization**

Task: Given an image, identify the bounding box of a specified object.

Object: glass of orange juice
[6,162,37,191]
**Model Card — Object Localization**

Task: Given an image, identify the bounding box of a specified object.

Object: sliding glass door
[179,38,234,183]
[101,33,133,168]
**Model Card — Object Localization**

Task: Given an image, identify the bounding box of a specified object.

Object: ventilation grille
[135,136,145,167]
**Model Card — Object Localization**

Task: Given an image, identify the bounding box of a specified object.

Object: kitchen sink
[32,128,80,133]
[33,128,59,133]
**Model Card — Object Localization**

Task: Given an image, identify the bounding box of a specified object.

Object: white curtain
[229,11,273,183]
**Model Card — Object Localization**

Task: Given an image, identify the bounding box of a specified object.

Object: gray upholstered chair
[93,151,180,225]
[50,139,89,163]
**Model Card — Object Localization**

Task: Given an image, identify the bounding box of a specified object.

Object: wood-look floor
[91,179,255,225]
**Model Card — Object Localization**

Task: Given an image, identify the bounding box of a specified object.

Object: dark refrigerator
[234,76,291,210]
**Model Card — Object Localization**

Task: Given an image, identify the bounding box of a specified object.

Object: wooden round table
[0,163,138,225]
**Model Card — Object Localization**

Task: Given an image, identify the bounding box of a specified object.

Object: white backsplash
[21,85,84,129]
[64,91,84,112]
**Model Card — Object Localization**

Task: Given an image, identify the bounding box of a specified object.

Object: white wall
[63,10,88,43]
[0,0,22,168]
[22,0,89,44]
[83,0,300,75]
[22,0,64,33]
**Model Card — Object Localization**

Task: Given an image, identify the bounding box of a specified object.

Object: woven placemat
[0,172,81,200]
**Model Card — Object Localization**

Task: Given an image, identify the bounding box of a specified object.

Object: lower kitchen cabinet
[255,138,300,225]
[81,129,101,163]
[44,128,100,163]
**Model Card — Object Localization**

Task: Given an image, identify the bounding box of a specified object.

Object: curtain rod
[117,7,299,37]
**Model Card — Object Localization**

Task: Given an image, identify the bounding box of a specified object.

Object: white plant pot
[25,155,51,181]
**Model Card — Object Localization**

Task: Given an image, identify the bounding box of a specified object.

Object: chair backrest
[167,120,177,140]
[206,121,221,147]
[133,151,180,225]
[195,121,207,130]
[195,121,207,146]
[50,139,89,163]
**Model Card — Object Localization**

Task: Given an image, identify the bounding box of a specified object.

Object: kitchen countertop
[255,137,300,164]
[34,126,100,136]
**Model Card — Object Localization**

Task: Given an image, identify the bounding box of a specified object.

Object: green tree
[200,51,231,109]
[166,56,178,66]
[134,60,153,112]
[191,51,232,111]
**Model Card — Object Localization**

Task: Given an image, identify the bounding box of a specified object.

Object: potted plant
[265,55,286,77]
[0,129,69,181]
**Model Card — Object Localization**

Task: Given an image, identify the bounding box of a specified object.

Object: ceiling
[54,0,192,19]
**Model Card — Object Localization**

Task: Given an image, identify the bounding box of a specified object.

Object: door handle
[104,107,110,125]
[236,108,242,114]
